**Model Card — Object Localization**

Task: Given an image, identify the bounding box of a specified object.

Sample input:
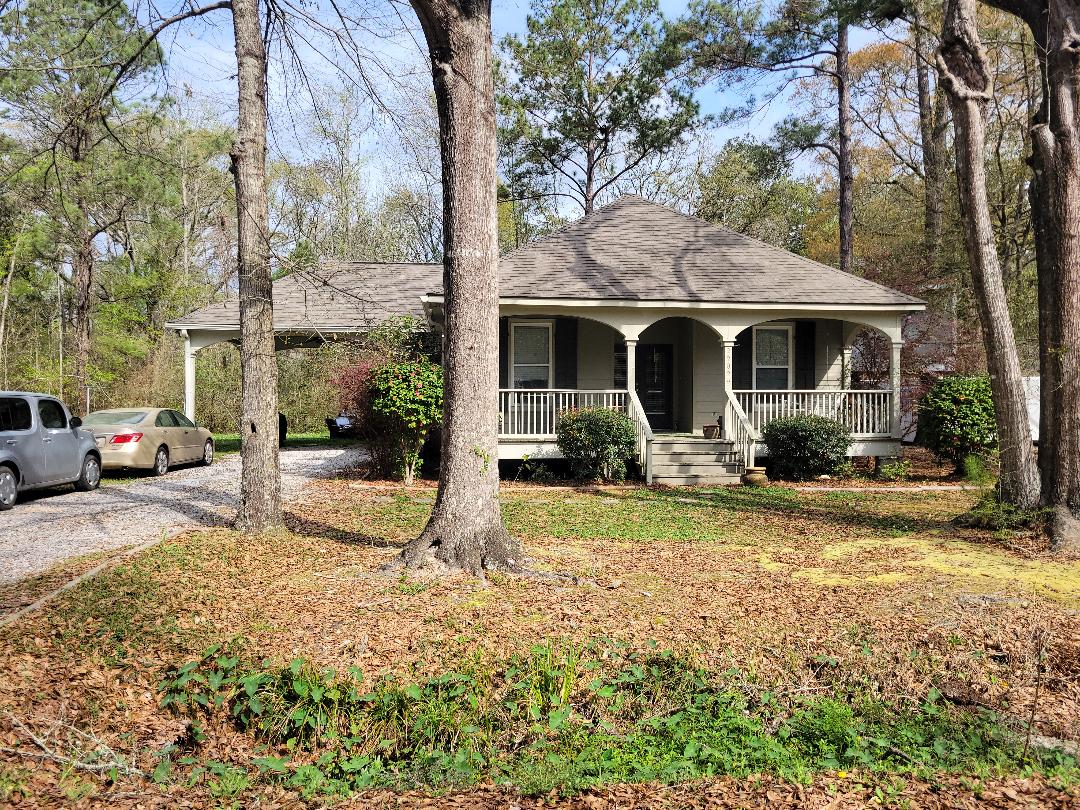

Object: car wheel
[0,466,17,510]
[74,454,101,492]
[152,446,169,477]
[200,439,214,467]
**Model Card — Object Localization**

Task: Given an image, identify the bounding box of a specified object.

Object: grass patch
[156,641,1077,798]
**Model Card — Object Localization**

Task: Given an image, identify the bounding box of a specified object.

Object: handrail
[723,387,759,470]
[627,389,654,484]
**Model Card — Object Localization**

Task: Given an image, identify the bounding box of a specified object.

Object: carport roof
[166,262,442,332]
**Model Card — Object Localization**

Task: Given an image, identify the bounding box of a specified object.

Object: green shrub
[919,376,997,467]
[369,360,443,485]
[761,415,851,481]
[877,459,911,482]
[555,407,637,482]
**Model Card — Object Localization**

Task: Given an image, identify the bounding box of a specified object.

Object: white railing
[498,389,628,438]
[627,389,655,484]
[723,393,759,469]
[733,389,893,437]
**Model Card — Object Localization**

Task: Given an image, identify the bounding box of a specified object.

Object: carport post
[183,330,196,421]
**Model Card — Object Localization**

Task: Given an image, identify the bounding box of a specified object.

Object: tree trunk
[0,231,19,372]
[392,0,522,575]
[912,2,947,272]
[70,220,93,406]
[230,0,282,532]
[836,21,855,275]
[981,0,1080,553]
[937,0,1041,509]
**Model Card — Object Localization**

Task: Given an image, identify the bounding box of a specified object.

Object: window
[37,399,67,430]
[511,321,552,389]
[83,411,147,426]
[155,411,178,428]
[172,411,195,428]
[753,325,792,390]
[0,397,32,432]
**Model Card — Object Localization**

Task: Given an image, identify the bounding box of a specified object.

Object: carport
[165,262,441,420]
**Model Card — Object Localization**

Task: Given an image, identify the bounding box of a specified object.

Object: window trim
[509,319,554,390]
[751,323,794,390]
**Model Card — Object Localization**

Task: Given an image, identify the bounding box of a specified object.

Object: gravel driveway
[0,445,367,586]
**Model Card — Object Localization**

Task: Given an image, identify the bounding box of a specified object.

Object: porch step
[652,462,743,476]
[652,451,740,464]
[652,472,744,486]
[652,438,735,454]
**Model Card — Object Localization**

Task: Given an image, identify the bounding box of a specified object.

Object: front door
[636,344,674,431]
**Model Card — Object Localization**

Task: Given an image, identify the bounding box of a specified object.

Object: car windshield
[83,410,147,426]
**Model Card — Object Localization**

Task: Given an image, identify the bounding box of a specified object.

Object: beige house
[168,196,925,485]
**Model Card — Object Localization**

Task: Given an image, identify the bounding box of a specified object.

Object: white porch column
[722,339,736,438]
[841,346,854,388]
[625,338,638,395]
[183,331,197,421]
[890,340,903,439]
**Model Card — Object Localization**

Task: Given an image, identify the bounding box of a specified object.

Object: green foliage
[498,0,700,212]
[877,459,911,482]
[762,415,852,481]
[955,491,1046,532]
[696,138,820,253]
[555,407,637,482]
[369,359,443,484]
[159,641,1076,798]
[919,376,997,466]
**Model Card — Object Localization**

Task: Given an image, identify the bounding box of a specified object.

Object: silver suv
[0,392,102,510]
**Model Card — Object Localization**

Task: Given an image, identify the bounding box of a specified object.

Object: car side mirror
[70,416,83,429]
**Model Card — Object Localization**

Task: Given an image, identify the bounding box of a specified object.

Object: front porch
[494,312,906,484]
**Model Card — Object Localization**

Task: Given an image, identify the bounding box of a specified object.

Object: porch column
[183,331,196,421]
[890,340,903,438]
[722,339,736,438]
[625,338,637,396]
[841,346,853,388]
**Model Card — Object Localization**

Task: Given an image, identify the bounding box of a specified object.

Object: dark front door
[636,344,674,431]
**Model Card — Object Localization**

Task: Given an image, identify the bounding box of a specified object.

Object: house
[167,195,925,484]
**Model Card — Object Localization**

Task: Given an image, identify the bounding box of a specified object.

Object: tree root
[382,516,526,578]
[1050,505,1080,557]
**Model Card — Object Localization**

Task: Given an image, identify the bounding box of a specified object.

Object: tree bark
[937,0,1041,509]
[836,21,855,275]
[981,0,1080,553]
[392,0,522,575]
[912,2,947,272]
[70,220,93,407]
[230,0,282,532]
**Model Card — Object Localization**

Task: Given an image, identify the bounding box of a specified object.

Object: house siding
[576,319,616,388]
[692,321,725,433]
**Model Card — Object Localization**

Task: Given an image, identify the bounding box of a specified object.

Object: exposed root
[382,516,526,578]
[1050,505,1080,557]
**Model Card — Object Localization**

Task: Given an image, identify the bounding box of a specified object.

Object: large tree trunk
[981,0,1080,553]
[230,0,282,532]
[912,2,947,272]
[937,0,1041,509]
[392,0,522,575]
[836,22,855,275]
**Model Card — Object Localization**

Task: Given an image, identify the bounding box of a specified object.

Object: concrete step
[652,451,740,464]
[652,462,743,476]
[652,473,743,486]
[652,439,735,453]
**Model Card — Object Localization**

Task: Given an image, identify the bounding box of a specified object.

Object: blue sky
[155,0,883,179]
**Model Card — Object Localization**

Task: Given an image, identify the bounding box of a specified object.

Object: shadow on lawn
[594,485,958,536]
[284,510,405,550]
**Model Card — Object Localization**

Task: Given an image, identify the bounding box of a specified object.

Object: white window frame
[751,323,794,390]
[509,319,554,390]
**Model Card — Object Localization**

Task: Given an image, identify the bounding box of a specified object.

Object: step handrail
[723,388,759,470]
[627,389,654,484]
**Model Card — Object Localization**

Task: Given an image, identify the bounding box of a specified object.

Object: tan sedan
[82,408,214,475]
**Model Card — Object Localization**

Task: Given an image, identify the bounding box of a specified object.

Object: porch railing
[733,389,893,438]
[627,389,655,484]
[723,392,759,469]
[498,389,628,438]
